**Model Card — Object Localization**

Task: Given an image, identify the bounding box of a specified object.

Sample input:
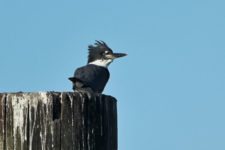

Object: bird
[69,40,127,94]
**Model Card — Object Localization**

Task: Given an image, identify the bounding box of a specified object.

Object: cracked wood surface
[0,92,117,150]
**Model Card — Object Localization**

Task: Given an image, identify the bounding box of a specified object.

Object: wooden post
[0,92,117,150]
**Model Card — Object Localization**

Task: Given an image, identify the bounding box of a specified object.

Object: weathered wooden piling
[0,92,117,150]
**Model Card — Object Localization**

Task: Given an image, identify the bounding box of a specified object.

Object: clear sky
[1,0,225,149]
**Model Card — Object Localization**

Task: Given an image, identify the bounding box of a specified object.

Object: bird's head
[88,40,127,67]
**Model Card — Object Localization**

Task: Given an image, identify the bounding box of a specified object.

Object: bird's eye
[104,51,109,54]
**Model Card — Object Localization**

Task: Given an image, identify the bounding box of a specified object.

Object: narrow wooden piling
[0,92,117,150]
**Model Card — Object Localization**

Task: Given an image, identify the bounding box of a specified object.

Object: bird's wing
[72,66,95,87]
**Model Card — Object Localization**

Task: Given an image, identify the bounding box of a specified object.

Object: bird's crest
[88,40,113,63]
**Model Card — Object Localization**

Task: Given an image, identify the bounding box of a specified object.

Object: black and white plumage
[69,41,127,93]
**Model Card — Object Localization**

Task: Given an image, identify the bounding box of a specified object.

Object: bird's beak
[106,53,127,59]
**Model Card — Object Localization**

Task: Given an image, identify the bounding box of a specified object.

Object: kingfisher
[69,40,127,94]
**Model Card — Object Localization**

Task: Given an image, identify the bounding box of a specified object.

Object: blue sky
[1,0,225,149]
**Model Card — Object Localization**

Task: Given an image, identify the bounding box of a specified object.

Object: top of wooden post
[0,91,118,150]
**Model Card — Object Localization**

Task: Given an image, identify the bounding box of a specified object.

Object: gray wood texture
[0,92,117,150]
